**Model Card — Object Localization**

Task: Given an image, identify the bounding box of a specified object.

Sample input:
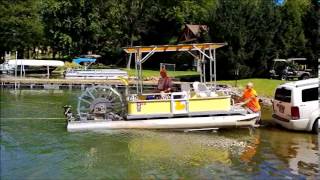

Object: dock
[0,77,162,89]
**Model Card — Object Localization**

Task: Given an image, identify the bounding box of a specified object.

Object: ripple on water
[0,89,319,179]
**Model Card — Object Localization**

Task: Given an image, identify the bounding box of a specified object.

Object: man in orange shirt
[239,82,261,124]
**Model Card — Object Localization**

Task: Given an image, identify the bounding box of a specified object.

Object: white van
[272,78,319,133]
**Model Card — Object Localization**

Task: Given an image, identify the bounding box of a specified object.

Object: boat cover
[72,58,96,64]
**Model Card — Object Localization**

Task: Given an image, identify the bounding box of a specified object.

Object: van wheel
[312,118,319,134]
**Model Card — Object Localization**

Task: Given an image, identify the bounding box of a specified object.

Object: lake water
[1,89,319,179]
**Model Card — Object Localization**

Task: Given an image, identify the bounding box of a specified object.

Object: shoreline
[0,76,274,106]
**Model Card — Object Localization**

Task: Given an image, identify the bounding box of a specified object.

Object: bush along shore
[218,78,287,107]
[222,85,273,107]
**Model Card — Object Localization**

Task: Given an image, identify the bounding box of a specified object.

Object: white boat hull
[67,113,259,132]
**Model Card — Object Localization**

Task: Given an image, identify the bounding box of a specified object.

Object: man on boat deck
[239,82,261,124]
[157,68,172,93]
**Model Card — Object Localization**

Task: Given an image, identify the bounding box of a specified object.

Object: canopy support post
[186,51,198,60]
[140,47,156,64]
[213,48,216,91]
[139,61,143,94]
[20,60,23,78]
[134,48,156,94]
[23,64,25,76]
[47,65,50,78]
[199,53,203,83]
[193,45,211,59]
[202,49,206,83]
[14,51,17,90]
[136,51,143,95]
[134,53,138,93]
[209,48,213,83]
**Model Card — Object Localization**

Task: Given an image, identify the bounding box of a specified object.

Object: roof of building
[185,24,208,36]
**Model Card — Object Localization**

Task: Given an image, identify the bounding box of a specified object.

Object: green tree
[41,0,102,58]
[274,0,310,58]
[208,0,268,78]
[0,0,43,58]
[302,0,320,67]
[207,0,314,79]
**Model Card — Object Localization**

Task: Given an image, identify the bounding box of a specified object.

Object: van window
[302,87,318,102]
[275,88,291,102]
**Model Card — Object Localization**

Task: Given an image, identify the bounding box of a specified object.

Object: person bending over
[238,82,261,124]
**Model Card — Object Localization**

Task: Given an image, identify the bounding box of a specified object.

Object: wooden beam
[123,43,227,54]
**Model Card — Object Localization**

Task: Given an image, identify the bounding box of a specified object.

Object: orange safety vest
[242,88,261,112]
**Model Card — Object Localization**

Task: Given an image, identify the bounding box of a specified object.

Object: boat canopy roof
[122,42,227,94]
[273,58,306,62]
[8,59,64,67]
[287,58,306,61]
[72,58,96,64]
[273,59,287,62]
[123,43,227,54]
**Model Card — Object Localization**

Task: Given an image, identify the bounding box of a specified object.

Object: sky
[275,0,286,6]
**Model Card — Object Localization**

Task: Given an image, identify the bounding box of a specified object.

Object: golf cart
[269,58,312,80]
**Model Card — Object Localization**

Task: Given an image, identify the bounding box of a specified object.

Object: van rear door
[273,87,292,121]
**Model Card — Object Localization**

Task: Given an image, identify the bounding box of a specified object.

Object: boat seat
[180,83,192,98]
[181,83,191,93]
[193,82,218,97]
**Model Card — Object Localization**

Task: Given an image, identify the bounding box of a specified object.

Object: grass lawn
[123,68,199,78]
[218,78,287,97]
[124,68,283,97]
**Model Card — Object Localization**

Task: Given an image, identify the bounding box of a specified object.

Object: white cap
[247,82,253,88]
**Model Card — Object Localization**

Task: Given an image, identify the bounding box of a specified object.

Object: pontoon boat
[64,55,128,79]
[64,43,259,132]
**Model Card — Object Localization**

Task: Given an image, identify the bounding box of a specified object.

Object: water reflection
[127,131,235,166]
[0,89,319,179]
[95,130,257,179]
[263,128,319,177]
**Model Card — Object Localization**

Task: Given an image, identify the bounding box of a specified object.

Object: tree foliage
[0,0,43,58]
[0,0,318,78]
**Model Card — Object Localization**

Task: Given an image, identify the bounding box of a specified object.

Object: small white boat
[0,59,64,74]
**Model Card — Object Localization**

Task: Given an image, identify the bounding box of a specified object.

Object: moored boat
[0,59,64,74]
[64,56,128,79]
